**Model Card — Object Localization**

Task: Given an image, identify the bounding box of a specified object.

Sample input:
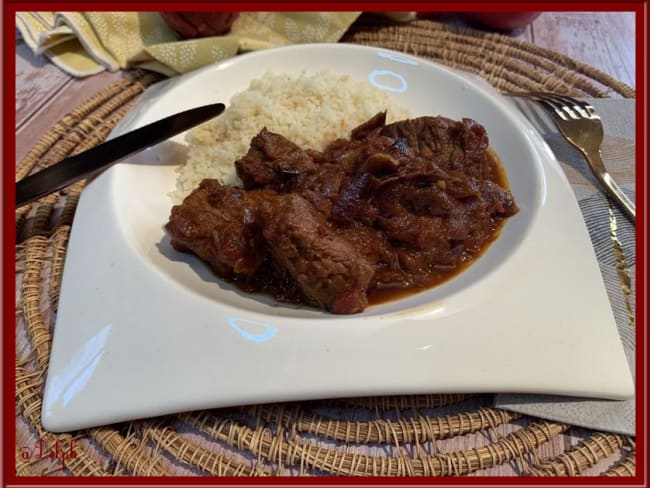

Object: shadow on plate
[121,140,189,167]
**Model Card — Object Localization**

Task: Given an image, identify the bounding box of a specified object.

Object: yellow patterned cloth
[16,12,363,77]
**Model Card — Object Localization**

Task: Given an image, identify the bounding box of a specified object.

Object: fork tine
[520,92,582,121]
[549,94,595,119]
[561,96,600,120]
[528,94,572,121]
[538,94,586,120]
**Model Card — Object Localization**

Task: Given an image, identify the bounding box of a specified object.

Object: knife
[16,102,226,208]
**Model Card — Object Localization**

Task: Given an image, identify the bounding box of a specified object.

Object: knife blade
[16,102,226,208]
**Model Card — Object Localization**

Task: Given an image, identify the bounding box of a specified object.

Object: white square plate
[41,44,634,432]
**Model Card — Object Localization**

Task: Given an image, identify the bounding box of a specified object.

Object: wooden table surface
[14,11,636,477]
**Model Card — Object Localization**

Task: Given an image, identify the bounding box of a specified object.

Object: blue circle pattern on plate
[368,69,408,93]
[228,316,277,343]
[368,51,418,93]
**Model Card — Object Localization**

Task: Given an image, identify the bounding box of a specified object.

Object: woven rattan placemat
[15,18,636,477]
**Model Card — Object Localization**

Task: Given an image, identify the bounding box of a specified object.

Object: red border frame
[3,1,647,487]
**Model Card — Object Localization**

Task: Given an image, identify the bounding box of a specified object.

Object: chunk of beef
[380,116,490,179]
[330,173,376,225]
[166,179,275,277]
[477,179,519,216]
[235,129,316,190]
[350,110,386,139]
[290,164,346,218]
[257,194,374,314]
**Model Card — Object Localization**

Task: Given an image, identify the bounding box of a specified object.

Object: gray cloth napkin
[494,99,636,436]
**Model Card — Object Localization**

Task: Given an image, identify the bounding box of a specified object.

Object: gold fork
[510,92,635,222]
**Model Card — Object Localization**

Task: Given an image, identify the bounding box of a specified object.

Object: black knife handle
[16,102,225,208]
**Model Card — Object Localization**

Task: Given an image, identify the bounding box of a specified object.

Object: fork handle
[589,151,636,222]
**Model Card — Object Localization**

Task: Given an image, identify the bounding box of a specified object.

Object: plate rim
[41,43,634,432]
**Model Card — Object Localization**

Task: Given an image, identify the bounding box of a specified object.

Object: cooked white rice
[173,70,411,201]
